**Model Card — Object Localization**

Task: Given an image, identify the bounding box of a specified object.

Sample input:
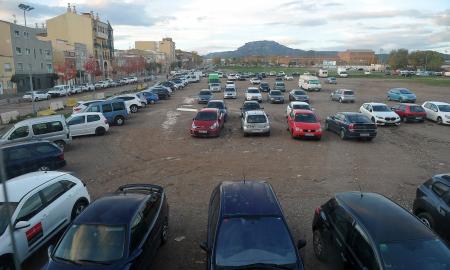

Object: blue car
[387,88,416,103]
[138,91,159,104]
[45,184,169,270]
[84,100,128,126]
[201,181,306,270]
[198,89,213,104]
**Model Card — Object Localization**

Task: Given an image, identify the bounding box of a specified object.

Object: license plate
[415,117,422,120]
[360,133,369,137]
[198,130,207,134]
[304,133,314,137]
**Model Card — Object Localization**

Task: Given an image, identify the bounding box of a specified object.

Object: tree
[212,57,221,66]
[388,49,409,69]
[84,57,101,82]
[55,59,76,83]
[408,51,444,71]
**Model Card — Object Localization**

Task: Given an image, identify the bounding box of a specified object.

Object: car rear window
[87,115,101,122]
[207,102,224,109]
[200,90,212,95]
[294,90,306,95]
[295,113,317,123]
[347,114,370,123]
[270,91,283,96]
[293,104,310,110]
[409,106,425,113]
[247,89,259,93]
[247,115,267,123]
[343,90,354,95]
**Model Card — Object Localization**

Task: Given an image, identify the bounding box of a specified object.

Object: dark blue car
[45,184,169,270]
[138,91,159,104]
[201,181,306,270]
[2,140,66,179]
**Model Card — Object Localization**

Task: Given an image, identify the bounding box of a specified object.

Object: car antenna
[242,169,246,183]
[355,177,363,198]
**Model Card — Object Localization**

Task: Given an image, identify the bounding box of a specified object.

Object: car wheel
[114,116,125,126]
[313,230,329,261]
[130,105,138,113]
[95,127,106,136]
[340,129,347,140]
[55,140,66,151]
[339,98,343,103]
[417,212,434,229]
[161,218,169,246]
[34,97,38,102]
[71,200,88,220]
[38,165,51,171]
[265,131,270,136]
[437,117,443,125]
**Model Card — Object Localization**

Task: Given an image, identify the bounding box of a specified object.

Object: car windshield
[293,104,310,110]
[248,89,259,94]
[438,105,450,112]
[261,83,268,87]
[244,103,260,110]
[207,102,224,109]
[379,239,450,270]
[211,83,220,87]
[275,82,285,86]
[225,88,235,92]
[195,111,217,121]
[343,90,354,95]
[53,224,126,264]
[410,106,425,112]
[294,90,306,95]
[0,202,18,235]
[399,89,412,94]
[247,115,267,123]
[199,91,211,96]
[309,80,320,84]
[215,217,297,268]
[329,77,336,80]
[295,113,317,123]
[270,91,282,96]
[372,105,391,112]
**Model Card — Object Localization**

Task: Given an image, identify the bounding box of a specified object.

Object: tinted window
[60,180,76,190]
[68,116,85,125]
[372,105,390,112]
[247,89,259,93]
[87,115,101,122]
[292,104,311,110]
[270,91,283,96]
[294,90,306,95]
[102,104,113,113]
[432,182,450,197]
[247,115,267,123]
[9,126,29,140]
[329,206,353,239]
[142,194,161,227]
[112,102,125,111]
[130,212,146,252]
[6,147,32,161]
[199,91,212,95]
[295,113,317,123]
[87,105,101,112]
[32,121,63,135]
[0,203,18,235]
[438,105,450,112]
[410,106,425,113]
[343,90,354,95]
[16,193,44,221]
[347,114,371,123]
[195,112,217,121]
[41,182,66,205]
[207,102,225,109]
[34,143,57,154]
[244,103,260,110]
[350,225,379,270]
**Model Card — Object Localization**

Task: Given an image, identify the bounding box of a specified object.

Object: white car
[286,101,313,117]
[227,74,237,80]
[48,85,70,97]
[0,171,90,268]
[69,85,82,94]
[284,75,294,81]
[22,91,50,101]
[224,87,237,99]
[72,100,105,114]
[241,110,270,136]
[81,83,95,92]
[67,112,110,136]
[128,76,138,83]
[250,77,261,85]
[94,81,108,89]
[209,83,221,92]
[422,101,450,125]
[360,102,401,125]
[245,87,262,102]
[108,94,142,113]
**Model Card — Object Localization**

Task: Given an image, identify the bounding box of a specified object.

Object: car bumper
[247,97,262,102]
[190,128,220,137]
[243,127,270,134]
[292,130,322,139]
[375,119,401,125]
[293,97,309,103]
[404,115,426,122]
[269,99,284,103]
[346,130,377,138]
[224,95,236,99]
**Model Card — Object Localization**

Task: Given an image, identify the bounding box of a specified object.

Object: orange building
[338,50,377,65]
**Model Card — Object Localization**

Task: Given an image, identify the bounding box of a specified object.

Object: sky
[1,0,449,55]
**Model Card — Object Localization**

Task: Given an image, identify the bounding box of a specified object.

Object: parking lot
[23,76,450,270]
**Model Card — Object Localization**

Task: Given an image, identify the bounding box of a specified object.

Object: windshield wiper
[76,259,111,265]
[228,263,294,270]
[53,256,81,265]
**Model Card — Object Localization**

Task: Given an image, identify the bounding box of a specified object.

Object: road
[22,76,450,270]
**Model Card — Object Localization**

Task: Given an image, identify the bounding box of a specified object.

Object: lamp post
[18,3,36,115]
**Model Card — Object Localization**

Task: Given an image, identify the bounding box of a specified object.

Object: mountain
[204,40,338,58]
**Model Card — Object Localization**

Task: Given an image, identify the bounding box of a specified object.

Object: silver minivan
[0,115,72,150]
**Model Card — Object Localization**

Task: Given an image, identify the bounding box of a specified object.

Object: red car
[287,109,322,139]
[391,103,426,122]
[190,108,224,137]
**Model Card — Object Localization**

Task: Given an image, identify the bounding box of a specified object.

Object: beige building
[0,20,15,94]
[135,37,176,65]
[135,41,158,51]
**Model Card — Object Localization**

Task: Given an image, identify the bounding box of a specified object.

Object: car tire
[34,97,38,102]
[437,117,443,125]
[95,127,106,136]
[161,218,169,246]
[130,105,138,113]
[340,129,347,140]
[114,116,125,126]
[265,131,270,137]
[55,140,66,151]
[417,212,434,229]
[339,98,343,103]
[313,230,329,262]
[71,200,88,220]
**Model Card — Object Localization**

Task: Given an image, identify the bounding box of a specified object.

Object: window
[34,144,57,154]
[16,47,22,55]
[142,195,161,227]
[23,31,29,38]
[25,48,30,55]
[208,188,220,244]
[32,121,63,135]
[3,63,12,72]
[432,182,450,197]
[329,206,354,239]
[14,30,20,37]
[16,193,44,221]
[112,102,125,111]
[87,105,100,113]
[68,116,85,125]
[6,147,32,161]
[60,180,76,190]
[87,114,101,122]
[41,182,66,205]
[102,104,112,113]
[47,64,52,73]
[350,225,379,270]
[129,212,146,252]
[8,126,29,140]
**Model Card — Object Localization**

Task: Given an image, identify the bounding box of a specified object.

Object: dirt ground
[23,76,450,270]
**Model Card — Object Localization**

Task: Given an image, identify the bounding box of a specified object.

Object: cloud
[329,9,430,21]
[276,0,341,11]
[266,18,327,27]
[434,9,450,26]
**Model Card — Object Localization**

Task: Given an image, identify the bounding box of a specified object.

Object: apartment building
[134,37,176,65]
[338,49,378,65]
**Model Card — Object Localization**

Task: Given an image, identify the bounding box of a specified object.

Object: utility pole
[19,3,35,115]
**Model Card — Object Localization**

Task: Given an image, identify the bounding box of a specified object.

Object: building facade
[338,49,377,65]
[135,41,158,51]
[0,20,15,95]
[159,38,176,65]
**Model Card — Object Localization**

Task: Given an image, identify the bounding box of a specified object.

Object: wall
[0,21,15,94]
[135,41,158,51]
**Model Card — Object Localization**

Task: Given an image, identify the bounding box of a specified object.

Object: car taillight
[315,206,321,216]
[58,153,64,160]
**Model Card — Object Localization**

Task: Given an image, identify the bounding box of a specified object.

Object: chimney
[67,3,71,12]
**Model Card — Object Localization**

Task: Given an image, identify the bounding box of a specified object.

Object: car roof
[290,101,309,106]
[340,112,364,116]
[336,192,436,243]
[246,110,266,116]
[0,171,70,202]
[247,87,259,90]
[365,102,387,106]
[243,101,259,104]
[13,114,65,125]
[208,100,224,104]
[69,112,103,117]
[220,181,282,217]
[0,139,54,150]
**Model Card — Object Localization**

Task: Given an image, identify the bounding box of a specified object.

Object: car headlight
[295,127,302,132]
[210,122,219,129]
[376,116,383,119]
[191,123,198,129]
[445,115,450,119]
[317,128,322,132]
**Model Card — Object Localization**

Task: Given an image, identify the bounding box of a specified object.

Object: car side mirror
[15,220,30,230]
[200,241,210,253]
[297,239,307,250]
[48,245,54,258]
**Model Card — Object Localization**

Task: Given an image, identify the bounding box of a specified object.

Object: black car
[201,181,306,270]
[161,81,176,91]
[267,90,285,104]
[240,101,263,117]
[2,140,66,179]
[325,112,377,140]
[289,89,309,102]
[151,87,170,100]
[313,192,450,270]
[413,174,450,243]
[45,184,169,270]
[259,82,270,92]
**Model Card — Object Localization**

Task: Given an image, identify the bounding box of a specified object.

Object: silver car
[241,110,270,136]
[224,87,237,99]
[330,89,355,103]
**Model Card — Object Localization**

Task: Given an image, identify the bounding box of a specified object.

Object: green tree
[212,57,221,66]
[408,51,444,71]
[388,49,409,69]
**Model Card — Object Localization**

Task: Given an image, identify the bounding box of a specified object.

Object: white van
[0,115,72,150]
[318,69,328,78]
[299,75,322,91]
[337,68,349,78]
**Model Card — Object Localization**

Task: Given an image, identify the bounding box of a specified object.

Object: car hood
[373,111,399,117]
[193,120,215,127]
[269,95,284,99]
[294,122,321,129]
[400,93,416,98]
[294,95,309,99]
[43,261,127,270]
[246,93,261,96]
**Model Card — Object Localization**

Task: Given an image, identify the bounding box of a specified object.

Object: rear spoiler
[117,183,163,193]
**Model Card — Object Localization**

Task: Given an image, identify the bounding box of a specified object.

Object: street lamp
[18,3,36,115]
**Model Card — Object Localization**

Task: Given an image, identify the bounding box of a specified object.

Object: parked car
[240,101,263,117]
[422,101,450,125]
[330,89,355,103]
[66,112,109,137]
[72,100,105,114]
[245,87,262,102]
[108,94,142,113]
[388,88,417,103]
[0,115,71,150]
[1,141,66,179]
[209,83,221,92]
[47,85,70,97]
[325,112,377,140]
[138,91,159,104]
[223,87,237,99]
[198,89,213,104]
[44,184,168,270]
[190,108,224,137]
[94,81,108,89]
[413,173,450,243]
[286,101,312,117]
[80,83,95,92]
[201,181,306,270]
[250,77,261,85]
[360,102,401,125]
[285,74,294,81]
[326,77,337,84]
[22,91,50,101]
[391,103,426,122]
[289,89,310,102]
[241,110,270,136]
[0,171,90,268]
[151,87,170,100]
[206,100,228,122]
[267,90,285,104]
[83,100,128,126]
[69,85,82,95]
[259,82,270,92]
[287,109,322,140]
[312,192,450,269]
[274,81,286,92]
